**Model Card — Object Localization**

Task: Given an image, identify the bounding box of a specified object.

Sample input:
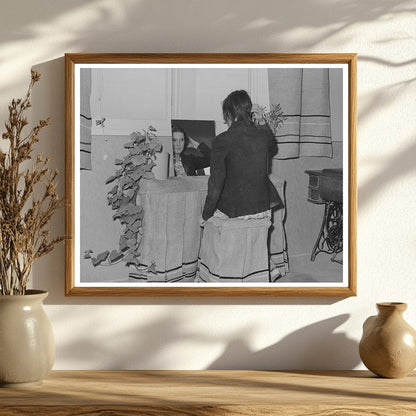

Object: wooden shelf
[1,370,415,415]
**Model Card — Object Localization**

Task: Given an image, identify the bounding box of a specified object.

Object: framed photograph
[65,53,356,296]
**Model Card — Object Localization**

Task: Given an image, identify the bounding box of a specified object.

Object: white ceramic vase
[0,290,55,387]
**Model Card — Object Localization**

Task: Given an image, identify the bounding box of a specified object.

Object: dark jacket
[180,142,211,176]
[202,120,282,220]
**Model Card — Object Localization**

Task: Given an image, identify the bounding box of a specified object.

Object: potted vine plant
[0,71,65,386]
[85,127,161,278]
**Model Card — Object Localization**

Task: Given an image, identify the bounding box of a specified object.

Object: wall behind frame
[0,0,414,371]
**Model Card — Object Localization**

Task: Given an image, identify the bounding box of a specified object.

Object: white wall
[0,0,415,370]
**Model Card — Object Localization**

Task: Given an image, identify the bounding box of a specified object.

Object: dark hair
[222,90,253,125]
[171,124,189,150]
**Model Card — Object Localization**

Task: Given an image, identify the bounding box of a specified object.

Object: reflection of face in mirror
[171,123,211,177]
[172,131,185,155]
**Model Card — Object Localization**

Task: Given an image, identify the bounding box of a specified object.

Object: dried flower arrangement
[85,127,161,272]
[0,71,66,295]
[261,103,287,134]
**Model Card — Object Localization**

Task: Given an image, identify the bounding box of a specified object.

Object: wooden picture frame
[65,53,356,296]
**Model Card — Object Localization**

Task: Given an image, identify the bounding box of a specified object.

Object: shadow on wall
[54,311,215,369]
[0,0,414,97]
[1,0,413,51]
[359,138,416,210]
[208,314,360,370]
[53,307,359,370]
[30,57,67,301]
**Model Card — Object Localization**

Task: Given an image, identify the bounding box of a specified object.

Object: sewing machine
[305,169,343,264]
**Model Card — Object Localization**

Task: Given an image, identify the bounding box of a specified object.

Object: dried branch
[0,71,67,295]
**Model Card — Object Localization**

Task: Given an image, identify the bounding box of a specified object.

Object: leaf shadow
[207,314,360,370]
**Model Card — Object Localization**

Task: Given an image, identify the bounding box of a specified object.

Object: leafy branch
[262,103,287,134]
[85,127,161,270]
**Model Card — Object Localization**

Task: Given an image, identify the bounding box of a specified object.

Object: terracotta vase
[359,302,416,378]
[0,290,55,387]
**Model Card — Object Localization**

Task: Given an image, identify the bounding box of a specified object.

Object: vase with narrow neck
[0,290,55,387]
[359,302,416,378]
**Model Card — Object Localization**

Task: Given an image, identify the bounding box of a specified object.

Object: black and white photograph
[65,54,356,296]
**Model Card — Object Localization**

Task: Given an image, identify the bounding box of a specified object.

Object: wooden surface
[1,370,415,415]
[65,53,357,297]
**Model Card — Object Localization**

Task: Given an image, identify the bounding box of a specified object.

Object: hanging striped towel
[80,68,92,170]
[268,68,332,159]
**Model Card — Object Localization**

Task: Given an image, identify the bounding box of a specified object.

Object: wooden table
[1,370,415,415]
